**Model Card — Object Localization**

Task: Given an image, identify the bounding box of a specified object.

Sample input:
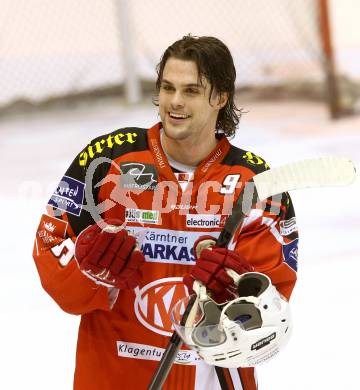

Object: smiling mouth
[168,112,191,119]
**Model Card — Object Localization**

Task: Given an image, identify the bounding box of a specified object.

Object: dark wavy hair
[153,35,244,138]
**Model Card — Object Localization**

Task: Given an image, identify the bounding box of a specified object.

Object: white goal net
[1,0,352,112]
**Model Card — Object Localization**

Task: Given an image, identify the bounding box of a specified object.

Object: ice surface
[1,99,359,389]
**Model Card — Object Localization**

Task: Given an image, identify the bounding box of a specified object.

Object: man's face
[158,58,225,142]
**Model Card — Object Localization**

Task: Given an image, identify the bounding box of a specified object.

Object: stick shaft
[147,333,182,390]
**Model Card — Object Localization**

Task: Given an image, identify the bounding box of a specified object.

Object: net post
[115,0,142,104]
[318,0,342,119]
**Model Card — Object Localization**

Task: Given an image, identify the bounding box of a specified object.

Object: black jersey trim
[221,145,270,175]
[77,127,149,168]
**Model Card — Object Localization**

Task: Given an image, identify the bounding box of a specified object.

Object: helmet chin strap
[192,280,208,301]
[224,268,241,285]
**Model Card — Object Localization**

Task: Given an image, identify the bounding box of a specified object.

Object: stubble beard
[163,121,193,142]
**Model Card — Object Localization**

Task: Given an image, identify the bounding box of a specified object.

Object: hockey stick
[147,156,356,390]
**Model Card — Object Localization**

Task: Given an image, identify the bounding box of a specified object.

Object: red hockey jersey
[33,122,298,390]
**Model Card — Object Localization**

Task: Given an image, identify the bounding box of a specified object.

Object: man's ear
[217,92,228,109]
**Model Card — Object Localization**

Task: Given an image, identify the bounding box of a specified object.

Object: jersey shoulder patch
[221,145,270,174]
[78,127,149,167]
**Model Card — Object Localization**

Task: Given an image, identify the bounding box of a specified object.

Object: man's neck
[161,132,219,166]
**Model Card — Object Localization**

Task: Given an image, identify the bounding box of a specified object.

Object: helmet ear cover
[225,272,271,331]
[225,302,262,331]
[237,272,270,297]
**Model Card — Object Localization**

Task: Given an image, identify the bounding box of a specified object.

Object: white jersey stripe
[194,363,223,390]
[229,367,244,389]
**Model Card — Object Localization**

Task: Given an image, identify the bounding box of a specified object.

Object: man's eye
[186,88,199,94]
[161,84,173,91]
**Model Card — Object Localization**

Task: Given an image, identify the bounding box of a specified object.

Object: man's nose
[170,91,184,109]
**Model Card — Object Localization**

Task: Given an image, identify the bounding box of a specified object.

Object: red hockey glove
[183,236,254,302]
[75,219,145,289]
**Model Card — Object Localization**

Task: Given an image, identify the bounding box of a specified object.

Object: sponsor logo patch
[78,131,138,166]
[280,217,298,236]
[170,204,198,211]
[116,341,200,365]
[251,332,276,351]
[150,138,166,169]
[125,208,159,224]
[134,277,188,336]
[48,175,85,216]
[127,227,216,265]
[36,214,68,252]
[242,151,270,169]
[186,214,226,229]
[120,162,158,190]
[201,148,223,173]
[282,238,298,272]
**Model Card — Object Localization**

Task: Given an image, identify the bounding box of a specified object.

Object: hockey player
[33,35,298,390]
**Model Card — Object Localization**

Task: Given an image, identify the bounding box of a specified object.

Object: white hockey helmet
[171,272,292,368]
